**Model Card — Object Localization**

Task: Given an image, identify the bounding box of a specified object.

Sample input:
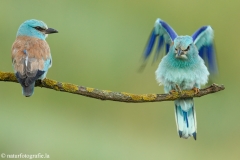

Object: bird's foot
[192,87,200,94]
[175,84,182,93]
[169,85,182,95]
[169,89,177,94]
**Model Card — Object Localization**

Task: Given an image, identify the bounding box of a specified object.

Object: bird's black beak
[45,28,58,34]
[177,49,183,57]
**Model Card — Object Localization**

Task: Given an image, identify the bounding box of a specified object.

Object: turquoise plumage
[11,19,58,97]
[143,18,218,140]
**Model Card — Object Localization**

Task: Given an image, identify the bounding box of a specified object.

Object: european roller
[143,18,217,140]
[11,19,58,97]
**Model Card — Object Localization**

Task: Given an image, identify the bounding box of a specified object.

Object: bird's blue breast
[155,47,209,92]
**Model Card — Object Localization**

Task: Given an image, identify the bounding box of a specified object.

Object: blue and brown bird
[11,19,58,97]
[143,18,218,140]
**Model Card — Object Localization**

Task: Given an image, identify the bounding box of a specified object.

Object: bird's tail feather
[22,82,35,97]
[174,98,197,140]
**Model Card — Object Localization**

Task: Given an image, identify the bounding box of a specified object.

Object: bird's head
[16,19,58,40]
[173,36,196,59]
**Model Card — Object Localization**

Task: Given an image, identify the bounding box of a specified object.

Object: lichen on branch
[0,71,225,102]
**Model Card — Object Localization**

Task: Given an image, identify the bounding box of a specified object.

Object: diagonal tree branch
[0,71,225,102]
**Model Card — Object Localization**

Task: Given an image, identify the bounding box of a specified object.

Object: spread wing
[192,26,218,74]
[12,37,52,87]
[143,18,178,64]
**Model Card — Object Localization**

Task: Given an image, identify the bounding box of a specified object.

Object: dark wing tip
[25,70,45,86]
[16,72,26,87]
[178,131,183,138]
[193,132,197,140]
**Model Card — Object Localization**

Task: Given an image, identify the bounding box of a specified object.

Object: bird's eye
[183,46,190,51]
[34,26,45,31]
[175,48,177,51]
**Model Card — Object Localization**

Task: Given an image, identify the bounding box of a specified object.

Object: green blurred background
[0,0,239,159]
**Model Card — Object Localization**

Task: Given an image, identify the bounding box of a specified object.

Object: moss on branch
[0,71,225,102]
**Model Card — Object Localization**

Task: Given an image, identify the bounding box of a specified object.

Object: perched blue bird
[11,19,58,97]
[143,18,218,140]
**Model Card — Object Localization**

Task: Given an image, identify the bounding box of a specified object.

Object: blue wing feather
[143,18,177,64]
[144,29,157,59]
[159,20,178,41]
[205,44,217,73]
[152,35,164,63]
[156,35,164,54]
[166,43,170,53]
[199,45,218,74]
[192,26,208,42]
[192,26,218,74]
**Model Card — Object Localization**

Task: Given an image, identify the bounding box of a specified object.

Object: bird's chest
[164,68,198,82]
[155,58,207,91]
[163,67,197,89]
